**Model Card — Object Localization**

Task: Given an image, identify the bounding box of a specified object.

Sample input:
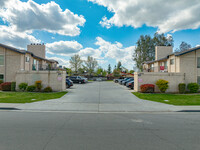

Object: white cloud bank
[46,41,83,55]
[88,0,200,33]
[46,37,135,69]
[0,0,86,36]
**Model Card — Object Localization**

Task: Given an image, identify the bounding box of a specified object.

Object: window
[0,55,4,65]
[198,76,200,85]
[197,57,200,68]
[164,61,167,69]
[0,74,4,81]
[170,59,174,65]
[26,56,30,62]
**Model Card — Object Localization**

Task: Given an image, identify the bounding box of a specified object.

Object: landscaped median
[133,92,200,105]
[0,92,67,103]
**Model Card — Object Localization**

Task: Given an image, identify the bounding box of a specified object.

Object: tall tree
[133,35,154,71]
[117,61,122,71]
[69,54,83,74]
[107,64,112,74]
[177,41,191,52]
[133,33,174,71]
[84,56,98,77]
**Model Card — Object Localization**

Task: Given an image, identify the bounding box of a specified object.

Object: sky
[0,0,200,70]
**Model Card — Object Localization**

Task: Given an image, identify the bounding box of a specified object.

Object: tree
[129,70,134,74]
[176,41,191,52]
[133,33,174,71]
[69,54,83,74]
[66,68,72,76]
[84,56,98,77]
[133,35,155,71]
[107,64,112,74]
[117,61,122,71]
[153,32,174,47]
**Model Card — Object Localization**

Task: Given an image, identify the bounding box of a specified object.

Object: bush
[140,84,155,93]
[19,83,28,91]
[43,86,53,92]
[156,79,169,93]
[0,80,3,84]
[27,85,36,92]
[35,80,42,91]
[178,83,186,94]
[187,83,199,93]
[1,82,11,91]
[11,82,16,91]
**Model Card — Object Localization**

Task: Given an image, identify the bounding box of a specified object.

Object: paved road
[17,82,179,112]
[0,111,200,150]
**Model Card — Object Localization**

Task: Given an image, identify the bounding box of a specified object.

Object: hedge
[140,84,155,93]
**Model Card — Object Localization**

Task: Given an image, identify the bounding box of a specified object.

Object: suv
[69,76,85,84]
[66,78,73,88]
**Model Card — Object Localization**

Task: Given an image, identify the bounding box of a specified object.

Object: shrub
[187,83,199,93]
[156,79,169,93]
[178,83,186,94]
[43,86,53,92]
[27,85,36,92]
[1,82,11,91]
[11,82,16,91]
[140,84,155,93]
[35,80,42,91]
[0,80,3,84]
[19,83,28,91]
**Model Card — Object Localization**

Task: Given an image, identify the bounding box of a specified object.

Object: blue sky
[0,0,200,70]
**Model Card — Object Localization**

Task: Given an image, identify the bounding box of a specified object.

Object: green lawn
[0,92,67,103]
[133,92,200,105]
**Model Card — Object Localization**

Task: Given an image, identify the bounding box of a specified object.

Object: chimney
[155,46,173,60]
[27,43,46,58]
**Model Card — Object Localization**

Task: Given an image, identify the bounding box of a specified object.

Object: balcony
[32,64,59,71]
[143,66,168,73]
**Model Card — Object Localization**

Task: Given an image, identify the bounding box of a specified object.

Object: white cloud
[78,47,102,59]
[95,37,135,69]
[46,41,83,55]
[47,56,69,67]
[0,0,86,36]
[0,25,40,49]
[89,0,200,33]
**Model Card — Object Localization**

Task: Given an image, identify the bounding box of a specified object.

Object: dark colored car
[123,78,134,86]
[119,78,131,85]
[69,76,85,84]
[126,80,134,89]
[66,78,73,88]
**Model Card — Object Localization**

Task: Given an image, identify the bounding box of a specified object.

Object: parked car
[80,76,88,83]
[69,76,85,84]
[66,78,73,88]
[114,78,124,83]
[96,78,102,81]
[123,78,134,86]
[119,78,131,85]
[126,80,134,89]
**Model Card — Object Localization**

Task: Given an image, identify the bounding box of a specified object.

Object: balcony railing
[143,66,168,73]
[32,64,59,71]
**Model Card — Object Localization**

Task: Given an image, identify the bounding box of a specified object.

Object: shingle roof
[0,43,59,64]
[144,46,200,64]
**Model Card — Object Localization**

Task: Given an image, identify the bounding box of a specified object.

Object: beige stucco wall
[5,49,22,82]
[16,71,66,91]
[0,47,5,78]
[134,72,185,93]
[155,46,173,60]
[179,51,198,84]
[27,44,46,59]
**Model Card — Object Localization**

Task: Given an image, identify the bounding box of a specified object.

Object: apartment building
[0,43,58,82]
[134,46,200,92]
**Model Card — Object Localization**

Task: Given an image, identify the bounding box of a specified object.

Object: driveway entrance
[18,82,177,112]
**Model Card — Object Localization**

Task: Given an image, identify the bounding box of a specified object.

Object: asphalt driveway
[18,81,178,112]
